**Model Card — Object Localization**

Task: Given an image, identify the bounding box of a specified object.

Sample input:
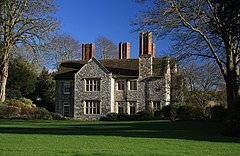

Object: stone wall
[74,58,112,120]
[55,80,74,117]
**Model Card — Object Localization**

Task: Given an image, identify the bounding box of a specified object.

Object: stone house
[54,32,182,120]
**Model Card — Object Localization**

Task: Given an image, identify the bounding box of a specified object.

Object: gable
[75,57,110,78]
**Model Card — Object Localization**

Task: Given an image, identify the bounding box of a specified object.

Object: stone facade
[54,32,182,120]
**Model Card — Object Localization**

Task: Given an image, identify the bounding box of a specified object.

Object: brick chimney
[119,42,130,59]
[139,32,155,57]
[82,43,95,60]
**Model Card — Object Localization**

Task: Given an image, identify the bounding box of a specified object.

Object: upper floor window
[85,79,100,92]
[129,80,137,90]
[63,82,70,94]
[153,101,161,111]
[117,80,125,91]
[85,100,100,114]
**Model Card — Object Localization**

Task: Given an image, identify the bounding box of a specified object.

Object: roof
[54,57,173,80]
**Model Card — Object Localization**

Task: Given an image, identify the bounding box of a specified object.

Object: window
[63,102,70,117]
[129,102,137,114]
[85,101,100,114]
[117,80,125,90]
[130,80,137,90]
[117,102,125,113]
[153,101,161,110]
[85,79,100,92]
[63,82,70,94]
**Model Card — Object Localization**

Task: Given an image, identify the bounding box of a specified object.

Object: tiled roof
[54,57,172,80]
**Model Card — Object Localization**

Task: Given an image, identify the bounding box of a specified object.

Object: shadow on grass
[0,120,239,143]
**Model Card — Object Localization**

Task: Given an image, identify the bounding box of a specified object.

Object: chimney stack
[119,42,130,59]
[82,43,95,60]
[139,32,155,57]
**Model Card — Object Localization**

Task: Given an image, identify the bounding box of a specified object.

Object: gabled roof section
[54,57,175,80]
[87,57,111,74]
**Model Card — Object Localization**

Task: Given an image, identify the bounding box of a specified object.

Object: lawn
[0,120,240,156]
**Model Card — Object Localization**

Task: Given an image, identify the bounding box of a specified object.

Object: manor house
[54,32,182,120]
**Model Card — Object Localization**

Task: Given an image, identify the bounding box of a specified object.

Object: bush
[161,105,175,119]
[51,112,65,120]
[34,107,52,120]
[6,89,22,99]
[4,99,36,119]
[117,113,131,121]
[222,112,240,137]
[211,105,228,119]
[134,111,154,120]
[0,105,20,118]
[192,106,205,120]
[154,110,162,119]
[171,102,205,120]
[106,113,118,121]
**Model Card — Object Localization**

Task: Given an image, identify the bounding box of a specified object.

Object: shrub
[134,111,154,120]
[99,116,110,121]
[0,105,20,118]
[161,105,175,119]
[154,110,162,119]
[106,113,118,121]
[222,112,240,137]
[4,99,37,119]
[191,106,205,120]
[171,102,205,120]
[34,107,52,120]
[211,105,228,119]
[117,113,131,121]
[6,89,22,99]
[51,112,65,120]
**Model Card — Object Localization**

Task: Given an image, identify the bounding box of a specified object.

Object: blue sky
[56,0,172,58]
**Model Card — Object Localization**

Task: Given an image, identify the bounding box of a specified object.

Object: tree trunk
[0,61,9,102]
[226,70,240,112]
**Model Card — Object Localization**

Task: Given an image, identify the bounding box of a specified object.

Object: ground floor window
[129,102,137,114]
[117,102,125,114]
[63,102,70,117]
[153,101,161,110]
[85,101,100,114]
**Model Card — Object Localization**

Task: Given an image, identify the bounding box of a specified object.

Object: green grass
[0,120,240,156]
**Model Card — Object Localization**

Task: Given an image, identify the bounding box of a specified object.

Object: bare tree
[0,0,59,101]
[43,33,81,69]
[133,0,240,111]
[95,36,118,60]
[182,61,224,107]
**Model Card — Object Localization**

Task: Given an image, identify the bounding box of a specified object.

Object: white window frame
[117,80,125,91]
[63,81,71,95]
[84,100,101,115]
[85,79,101,92]
[129,80,137,90]
[63,102,70,117]
[117,102,125,114]
[153,101,161,111]
[129,102,137,114]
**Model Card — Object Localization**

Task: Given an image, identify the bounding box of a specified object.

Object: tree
[95,36,118,60]
[0,0,59,102]
[7,57,37,99]
[43,33,81,69]
[133,0,240,111]
[182,61,225,107]
[33,68,55,112]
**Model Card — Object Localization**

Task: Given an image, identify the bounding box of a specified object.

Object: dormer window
[63,82,70,94]
[85,79,100,92]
